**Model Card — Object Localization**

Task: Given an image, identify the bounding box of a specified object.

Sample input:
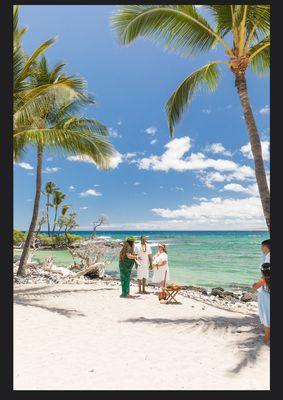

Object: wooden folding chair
[158,271,182,304]
[163,286,182,304]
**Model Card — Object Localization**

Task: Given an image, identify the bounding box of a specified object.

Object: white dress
[257,284,270,327]
[134,243,152,280]
[152,252,169,284]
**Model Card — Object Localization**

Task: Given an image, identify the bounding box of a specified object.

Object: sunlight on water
[14,231,268,290]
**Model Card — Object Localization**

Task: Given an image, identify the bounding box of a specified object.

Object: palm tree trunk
[17,145,43,276]
[235,73,270,232]
[46,194,51,237]
[52,206,58,236]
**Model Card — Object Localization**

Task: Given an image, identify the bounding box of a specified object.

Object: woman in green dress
[119,236,140,298]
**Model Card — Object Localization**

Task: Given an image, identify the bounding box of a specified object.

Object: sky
[14,5,270,231]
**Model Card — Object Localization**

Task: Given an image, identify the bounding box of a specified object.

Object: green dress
[119,248,135,297]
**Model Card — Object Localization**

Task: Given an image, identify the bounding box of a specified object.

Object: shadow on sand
[120,314,266,374]
[13,285,116,318]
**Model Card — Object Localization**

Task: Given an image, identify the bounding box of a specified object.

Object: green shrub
[13,229,25,245]
[35,233,82,246]
[35,234,54,246]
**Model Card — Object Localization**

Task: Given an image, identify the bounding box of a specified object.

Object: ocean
[14,231,268,291]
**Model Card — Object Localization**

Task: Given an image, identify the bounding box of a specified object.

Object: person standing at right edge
[260,239,270,266]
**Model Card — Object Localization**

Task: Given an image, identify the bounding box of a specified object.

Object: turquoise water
[14,231,268,291]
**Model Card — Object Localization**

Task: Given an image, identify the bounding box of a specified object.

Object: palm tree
[112,5,270,230]
[43,181,58,236]
[57,205,70,235]
[35,212,47,236]
[15,57,115,276]
[52,190,66,236]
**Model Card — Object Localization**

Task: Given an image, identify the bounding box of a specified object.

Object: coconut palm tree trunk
[52,206,58,236]
[17,145,43,276]
[235,73,270,231]
[46,195,51,237]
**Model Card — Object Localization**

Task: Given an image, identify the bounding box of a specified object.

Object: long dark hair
[119,240,134,260]
[261,263,270,291]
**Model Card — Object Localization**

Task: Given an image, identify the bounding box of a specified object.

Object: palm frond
[14,128,115,169]
[245,5,270,40]
[248,36,270,76]
[205,5,235,38]
[165,61,221,136]
[14,80,90,127]
[112,5,232,57]
[16,38,56,85]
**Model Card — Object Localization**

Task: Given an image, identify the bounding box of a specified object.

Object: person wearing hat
[119,236,140,298]
[152,243,169,289]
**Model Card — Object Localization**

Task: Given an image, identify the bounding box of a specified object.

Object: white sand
[14,281,270,390]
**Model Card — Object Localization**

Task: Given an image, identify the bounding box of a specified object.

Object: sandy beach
[14,281,269,390]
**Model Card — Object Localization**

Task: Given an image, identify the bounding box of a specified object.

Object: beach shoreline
[14,280,270,390]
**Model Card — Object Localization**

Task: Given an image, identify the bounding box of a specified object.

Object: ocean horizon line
[18,229,269,233]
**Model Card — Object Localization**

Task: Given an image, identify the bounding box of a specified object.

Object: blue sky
[14,5,270,231]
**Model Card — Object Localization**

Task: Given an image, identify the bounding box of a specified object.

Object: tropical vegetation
[112,5,270,230]
[13,229,25,246]
[14,6,116,276]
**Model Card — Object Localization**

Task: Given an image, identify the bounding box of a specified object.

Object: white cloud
[223,183,259,196]
[108,152,123,169]
[240,141,270,162]
[109,127,122,138]
[125,152,137,159]
[134,181,140,186]
[152,196,265,227]
[175,186,184,191]
[80,206,88,210]
[204,143,232,157]
[142,192,147,195]
[145,126,157,135]
[193,196,208,202]
[80,189,102,197]
[26,199,32,202]
[69,185,75,191]
[17,162,33,170]
[67,152,123,169]
[43,167,60,174]
[198,165,255,189]
[202,109,212,114]
[27,172,34,176]
[117,120,122,125]
[46,157,53,161]
[93,184,100,187]
[137,137,238,173]
[160,186,164,189]
[259,105,270,115]
[150,139,158,145]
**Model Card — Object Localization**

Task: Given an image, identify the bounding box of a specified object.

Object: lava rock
[211,288,225,298]
[184,285,208,295]
[241,292,254,302]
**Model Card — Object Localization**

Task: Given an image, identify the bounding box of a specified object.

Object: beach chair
[158,271,182,304]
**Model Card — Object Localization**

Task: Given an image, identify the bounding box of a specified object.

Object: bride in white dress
[152,243,169,288]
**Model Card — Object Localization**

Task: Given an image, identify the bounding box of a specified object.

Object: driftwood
[67,239,120,279]
[73,262,105,278]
